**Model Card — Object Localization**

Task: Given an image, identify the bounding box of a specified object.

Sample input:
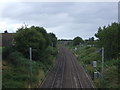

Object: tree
[95,22,120,60]
[84,37,95,45]
[14,26,47,60]
[32,26,51,48]
[73,36,83,45]
[48,33,57,47]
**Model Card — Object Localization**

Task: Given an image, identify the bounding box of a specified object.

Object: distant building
[0,31,15,47]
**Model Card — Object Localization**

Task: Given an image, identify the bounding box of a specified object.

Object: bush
[0,47,2,54]
[2,46,57,88]
[71,45,119,88]
[2,67,27,88]
[7,51,29,66]
[2,46,15,59]
[45,46,58,56]
[73,36,83,45]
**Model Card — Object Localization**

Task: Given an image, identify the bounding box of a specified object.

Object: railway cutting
[40,46,94,88]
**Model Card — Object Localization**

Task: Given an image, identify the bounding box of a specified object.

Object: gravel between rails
[39,46,95,88]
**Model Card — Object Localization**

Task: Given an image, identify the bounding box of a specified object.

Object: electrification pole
[101,47,104,87]
[29,47,32,88]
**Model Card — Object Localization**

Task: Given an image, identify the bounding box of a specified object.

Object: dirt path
[39,46,94,88]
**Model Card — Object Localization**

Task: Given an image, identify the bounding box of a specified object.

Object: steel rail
[70,54,83,88]
[51,60,61,88]
[51,48,65,88]
[73,54,95,88]
[61,52,65,88]
[63,49,73,88]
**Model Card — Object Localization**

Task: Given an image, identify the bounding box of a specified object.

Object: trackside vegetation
[2,22,120,88]
[2,26,58,88]
[66,22,120,88]
[68,45,119,88]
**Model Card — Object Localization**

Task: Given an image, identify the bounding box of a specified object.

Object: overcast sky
[0,2,118,39]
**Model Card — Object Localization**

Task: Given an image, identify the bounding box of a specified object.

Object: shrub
[2,46,15,59]
[7,51,24,65]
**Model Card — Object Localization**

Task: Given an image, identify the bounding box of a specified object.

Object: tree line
[3,26,58,62]
[95,22,120,60]
[72,22,120,60]
[2,26,58,88]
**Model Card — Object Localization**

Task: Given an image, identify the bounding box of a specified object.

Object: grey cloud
[1,2,118,39]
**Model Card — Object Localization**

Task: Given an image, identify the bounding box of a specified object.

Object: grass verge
[67,45,119,88]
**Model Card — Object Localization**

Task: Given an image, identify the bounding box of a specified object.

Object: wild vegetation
[2,26,58,88]
[95,22,120,60]
[66,22,120,88]
[73,36,83,46]
[2,22,119,88]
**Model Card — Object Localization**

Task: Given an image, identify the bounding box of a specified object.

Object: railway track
[51,52,65,88]
[69,52,83,88]
[40,58,60,88]
[39,46,94,88]
[40,47,65,88]
[69,49,95,88]
[62,48,73,88]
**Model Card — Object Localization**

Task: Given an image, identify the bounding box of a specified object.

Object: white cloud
[0,2,118,39]
[0,0,118,2]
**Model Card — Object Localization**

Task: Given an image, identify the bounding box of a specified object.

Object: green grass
[0,47,2,59]
[3,57,55,88]
[67,45,119,88]
[0,47,2,52]
[2,47,57,88]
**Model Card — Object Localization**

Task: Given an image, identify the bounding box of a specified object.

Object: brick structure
[0,32,15,47]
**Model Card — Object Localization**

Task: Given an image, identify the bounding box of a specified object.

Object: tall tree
[14,26,49,60]
[48,33,57,47]
[95,22,120,60]
[73,36,83,45]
